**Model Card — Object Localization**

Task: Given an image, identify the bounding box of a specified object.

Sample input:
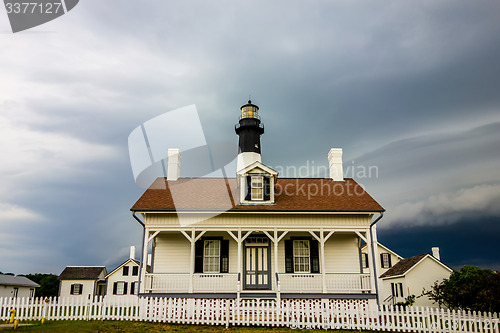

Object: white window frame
[116,281,125,295]
[381,253,391,268]
[71,283,82,295]
[293,240,310,273]
[203,240,221,273]
[133,282,139,295]
[251,176,264,200]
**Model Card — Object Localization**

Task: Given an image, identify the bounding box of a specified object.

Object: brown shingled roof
[58,266,106,280]
[380,254,427,278]
[131,177,384,212]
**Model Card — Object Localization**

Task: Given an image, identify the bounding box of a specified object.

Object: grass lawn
[10,320,373,332]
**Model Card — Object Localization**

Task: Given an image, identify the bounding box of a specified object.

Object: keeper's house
[131,101,385,304]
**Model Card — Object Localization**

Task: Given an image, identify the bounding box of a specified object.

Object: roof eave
[131,208,385,213]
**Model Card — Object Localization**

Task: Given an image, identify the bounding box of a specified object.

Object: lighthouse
[235,100,265,172]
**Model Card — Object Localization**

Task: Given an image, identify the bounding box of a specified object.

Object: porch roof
[131,177,384,212]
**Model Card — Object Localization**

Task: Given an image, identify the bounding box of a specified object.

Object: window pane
[117,282,125,295]
[293,240,310,273]
[251,176,264,200]
[203,240,221,273]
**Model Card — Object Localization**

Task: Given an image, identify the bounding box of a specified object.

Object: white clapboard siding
[145,212,372,227]
[1,296,498,333]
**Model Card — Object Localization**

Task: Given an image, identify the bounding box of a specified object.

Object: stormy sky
[1,0,499,275]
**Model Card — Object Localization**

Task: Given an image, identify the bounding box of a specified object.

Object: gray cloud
[1,0,499,273]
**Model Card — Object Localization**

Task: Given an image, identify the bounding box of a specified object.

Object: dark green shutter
[79,284,83,295]
[285,240,293,273]
[388,254,392,267]
[263,176,271,201]
[220,240,229,273]
[245,176,252,200]
[70,284,74,294]
[123,282,128,295]
[113,282,117,295]
[310,240,320,273]
[195,240,204,273]
[130,282,135,295]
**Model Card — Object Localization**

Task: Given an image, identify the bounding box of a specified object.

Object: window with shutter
[115,282,126,295]
[203,240,220,273]
[132,266,139,276]
[362,253,369,268]
[293,240,310,273]
[71,283,82,295]
[250,176,264,200]
[381,253,392,268]
[123,266,129,276]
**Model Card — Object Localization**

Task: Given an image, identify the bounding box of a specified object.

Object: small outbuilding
[58,266,107,298]
[0,274,40,298]
[379,249,452,307]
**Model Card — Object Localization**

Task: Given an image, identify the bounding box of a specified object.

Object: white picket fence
[1,296,498,333]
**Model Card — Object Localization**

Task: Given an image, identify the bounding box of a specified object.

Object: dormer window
[251,176,264,200]
[237,161,277,205]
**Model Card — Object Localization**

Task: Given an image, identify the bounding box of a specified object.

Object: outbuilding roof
[0,275,40,288]
[131,177,384,212]
[58,266,107,280]
[380,254,429,278]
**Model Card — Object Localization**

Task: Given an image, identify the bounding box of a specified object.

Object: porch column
[180,229,205,294]
[189,229,195,293]
[320,230,327,294]
[308,230,333,294]
[365,228,377,294]
[237,229,242,284]
[139,227,149,293]
[370,224,382,304]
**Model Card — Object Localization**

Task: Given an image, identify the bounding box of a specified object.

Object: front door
[244,237,271,290]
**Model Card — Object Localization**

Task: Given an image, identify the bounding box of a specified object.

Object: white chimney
[167,148,181,180]
[432,247,440,261]
[129,246,135,260]
[147,254,152,266]
[328,148,344,181]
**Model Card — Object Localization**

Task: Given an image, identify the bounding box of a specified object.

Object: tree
[427,265,500,313]
[23,274,60,298]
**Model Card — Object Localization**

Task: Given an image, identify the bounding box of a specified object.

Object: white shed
[0,274,39,298]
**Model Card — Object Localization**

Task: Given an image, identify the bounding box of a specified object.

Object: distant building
[58,266,107,298]
[380,248,452,307]
[105,246,150,297]
[0,274,39,298]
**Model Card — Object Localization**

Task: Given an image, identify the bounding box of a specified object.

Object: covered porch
[139,226,380,299]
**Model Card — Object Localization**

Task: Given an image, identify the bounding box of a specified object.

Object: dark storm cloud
[1,0,499,274]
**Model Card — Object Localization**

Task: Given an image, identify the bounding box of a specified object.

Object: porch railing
[278,273,371,293]
[145,273,369,294]
[144,273,238,293]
